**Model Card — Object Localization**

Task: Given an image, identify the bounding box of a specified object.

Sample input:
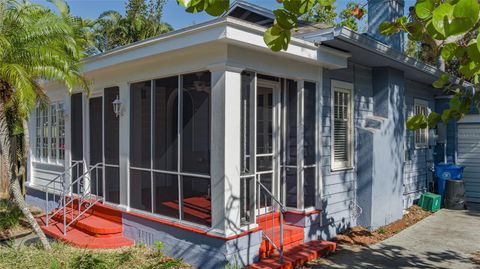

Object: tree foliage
[93,0,172,53]
[301,3,337,25]
[179,0,480,129]
[301,1,366,31]
[380,0,480,129]
[0,0,90,250]
[338,2,366,31]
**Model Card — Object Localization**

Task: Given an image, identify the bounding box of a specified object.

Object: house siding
[403,80,436,208]
[434,97,457,163]
[321,63,439,235]
[321,62,373,238]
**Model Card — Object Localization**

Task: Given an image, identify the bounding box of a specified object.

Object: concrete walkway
[308,205,480,269]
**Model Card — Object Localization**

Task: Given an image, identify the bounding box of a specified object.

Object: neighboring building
[25,1,451,267]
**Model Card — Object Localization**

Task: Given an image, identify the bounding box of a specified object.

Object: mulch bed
[334,205,432,246]
[471,251,480,265]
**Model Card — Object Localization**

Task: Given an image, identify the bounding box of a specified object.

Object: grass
[0,241,189,269]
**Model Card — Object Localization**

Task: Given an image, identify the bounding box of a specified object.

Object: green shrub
[0,201,23,230]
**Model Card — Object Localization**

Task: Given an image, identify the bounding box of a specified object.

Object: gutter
[308,27,443,78]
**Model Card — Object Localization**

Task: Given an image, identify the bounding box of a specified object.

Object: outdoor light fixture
[112,95,122,117]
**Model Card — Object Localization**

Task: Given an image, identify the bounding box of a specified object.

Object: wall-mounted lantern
[112,95,122,117]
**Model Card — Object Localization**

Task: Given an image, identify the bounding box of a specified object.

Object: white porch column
[210,64,244,237]
[118,82,130,209]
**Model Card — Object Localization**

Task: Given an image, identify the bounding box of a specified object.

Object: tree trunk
[0,102,51,251]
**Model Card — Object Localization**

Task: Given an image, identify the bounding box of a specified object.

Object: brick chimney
[368,0,405,51]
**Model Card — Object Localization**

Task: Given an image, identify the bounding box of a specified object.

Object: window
[414,99,429,148]
[35,102,65,163]
[129,71,211,227]
[331,80,353,170]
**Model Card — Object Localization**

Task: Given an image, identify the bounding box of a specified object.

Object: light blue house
[25,1,451,268]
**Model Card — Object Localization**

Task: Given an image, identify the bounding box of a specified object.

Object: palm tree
[0,0,89,250]
[93,0,173,53]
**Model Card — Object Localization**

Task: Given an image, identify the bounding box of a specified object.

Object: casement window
[331,80,353,171]
[35,102,65,163]
[414,99,429,148]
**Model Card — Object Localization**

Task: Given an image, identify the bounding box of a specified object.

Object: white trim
[316,68,323,210]
[413,98,430,149]
[330,80,354,171]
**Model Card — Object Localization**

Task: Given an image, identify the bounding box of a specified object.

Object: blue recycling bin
[435,163,464,200]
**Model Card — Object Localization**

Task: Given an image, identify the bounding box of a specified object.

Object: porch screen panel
[71,93,83,161]
[241,71,254,175]
[153,76,178,171]
[130,81,152,168]
[90,97,103,197]
[303,81,316,208]
[104,87,119,165]
[130,81,152,211]
[71,93,83,193]
[181,72,211,175]
[240,71,255,224]
[104,87,120,203]
[153,172,179,218]
[130,169,152,211]
[285,80,297,208]
[182,176,211,226]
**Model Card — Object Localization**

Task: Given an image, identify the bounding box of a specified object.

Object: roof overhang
[298,27,444,84]
[82,17,350,74]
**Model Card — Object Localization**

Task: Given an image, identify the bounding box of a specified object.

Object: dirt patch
[0,222,32,241]
[471,251,480,265]
[0,199,44,241]
[335,205,432,246]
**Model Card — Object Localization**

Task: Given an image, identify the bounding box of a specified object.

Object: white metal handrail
[256,175,286,264]
[44,161,105,236]
[61,162,104,235]
[44,160,83,227]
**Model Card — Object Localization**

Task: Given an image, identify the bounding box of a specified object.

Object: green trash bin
[418,192,441,213]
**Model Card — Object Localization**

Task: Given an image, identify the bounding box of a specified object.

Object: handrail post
[45,189,49,227]
[63,193,66,236]
[279,207,284,264]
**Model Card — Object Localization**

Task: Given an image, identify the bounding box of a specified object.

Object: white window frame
[413,98,430,148]
[331,80,354,171]
[34,101,65,164]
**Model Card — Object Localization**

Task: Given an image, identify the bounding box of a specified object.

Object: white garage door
[458,124,480,204]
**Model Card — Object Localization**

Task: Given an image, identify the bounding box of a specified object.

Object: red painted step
[37,200,133,249]
[245,240,337,269]
[257,212,305,259]
[37,216,133,249]
[52,207,123,236]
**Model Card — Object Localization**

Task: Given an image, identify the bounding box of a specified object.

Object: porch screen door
[256,81,280,215]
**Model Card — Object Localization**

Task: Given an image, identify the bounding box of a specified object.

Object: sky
[31,0,417,30]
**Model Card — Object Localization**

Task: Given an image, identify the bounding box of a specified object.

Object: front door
[256,80,281,215]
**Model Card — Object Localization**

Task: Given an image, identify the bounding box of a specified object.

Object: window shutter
[414,99,429,148]
[331,81,353,170]
[333,91,349,162]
